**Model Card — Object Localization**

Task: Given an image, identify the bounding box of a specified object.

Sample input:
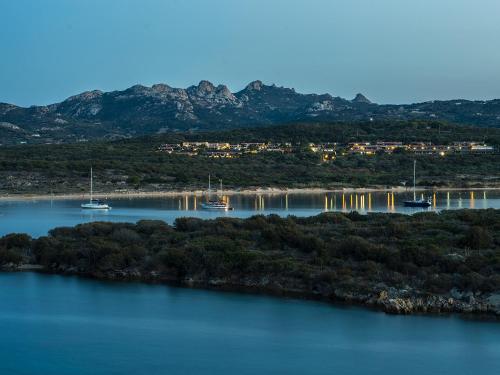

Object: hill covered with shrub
[2,209,499,317]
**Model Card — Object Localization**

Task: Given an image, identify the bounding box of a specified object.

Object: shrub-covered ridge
[1,209,499,318]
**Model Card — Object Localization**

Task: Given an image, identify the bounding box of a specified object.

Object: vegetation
[0,121,499,194]
[1,209,499,315]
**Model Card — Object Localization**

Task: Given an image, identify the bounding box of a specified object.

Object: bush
[461,226,493,249]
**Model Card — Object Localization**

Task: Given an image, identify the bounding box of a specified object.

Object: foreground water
[0,273,498,375]
[0,190,499,237]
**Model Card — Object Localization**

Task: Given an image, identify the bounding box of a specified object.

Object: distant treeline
[0,121,499,194]
[145,120,500,145]
[1,209,499,315]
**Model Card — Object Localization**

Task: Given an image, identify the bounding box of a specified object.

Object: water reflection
[0,190,499,237]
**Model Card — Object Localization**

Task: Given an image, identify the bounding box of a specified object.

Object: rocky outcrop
[371,289,495,316]
[352,93,372,104]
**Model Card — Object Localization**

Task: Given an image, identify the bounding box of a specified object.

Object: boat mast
[90,167,93,203]
[219,179,222,197]
[413,160,416,201]
[208,174,211,199]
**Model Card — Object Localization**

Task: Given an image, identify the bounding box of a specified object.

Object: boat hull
[81,203,111,210]
[403,201,431,208]
[201,203,233,210]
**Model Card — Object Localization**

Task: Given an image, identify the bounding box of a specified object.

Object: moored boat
[404,160,431,208]
[81,167,111,209]
[201,174,233,210]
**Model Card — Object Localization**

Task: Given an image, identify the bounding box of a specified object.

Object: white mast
[208,174,211,199]
[413,160,416,201]
[90,167,93,203]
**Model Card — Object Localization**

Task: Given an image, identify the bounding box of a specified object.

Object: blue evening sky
[1,0,499,106]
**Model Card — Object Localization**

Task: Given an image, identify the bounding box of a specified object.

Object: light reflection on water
[0,190,499,237]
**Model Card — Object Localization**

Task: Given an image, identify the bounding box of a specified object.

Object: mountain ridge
[1,80,499,145]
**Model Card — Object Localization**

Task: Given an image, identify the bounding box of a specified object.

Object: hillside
[1,80,500,145]
[0,122,498,195]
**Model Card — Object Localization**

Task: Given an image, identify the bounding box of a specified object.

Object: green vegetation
[2,209,499,316]
[0,121,499,194]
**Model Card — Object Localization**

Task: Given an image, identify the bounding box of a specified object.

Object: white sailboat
[81,167,111,209]
[404,160,431,207]
[201,174,232,210]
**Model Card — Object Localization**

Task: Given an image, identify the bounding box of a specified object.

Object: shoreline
[1,186,499,202]
[1,209,498,322]
[2,267,498,321]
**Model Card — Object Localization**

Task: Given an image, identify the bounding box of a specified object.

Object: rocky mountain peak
[186,80,216,97]
[151,83,172,93]
[197,80,216,93]
[66,90,103,102]
[215,84,236,100]
[186,81,238,105]
[352,93,372,104]
[245,80,264,91]
[126,84,151,96]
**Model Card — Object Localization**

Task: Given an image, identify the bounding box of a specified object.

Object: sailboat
[404,160,431,207]
[81,167,111,209]
[201,174,233,210]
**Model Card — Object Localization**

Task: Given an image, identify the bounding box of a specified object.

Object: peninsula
[2,209,499,319]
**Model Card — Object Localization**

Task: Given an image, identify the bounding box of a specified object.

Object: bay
[0,273,498,375]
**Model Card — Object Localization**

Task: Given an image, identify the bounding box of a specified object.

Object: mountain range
[1,80,500,144]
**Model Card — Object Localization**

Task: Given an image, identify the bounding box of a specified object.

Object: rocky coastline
[3,263,499,320]
[1,210,498,321]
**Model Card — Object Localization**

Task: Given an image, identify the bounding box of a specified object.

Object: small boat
[404,160,431,208]
[404,199,431,208]
[201,174,233,210]
[201,200,233,210]
[81,167,111,209]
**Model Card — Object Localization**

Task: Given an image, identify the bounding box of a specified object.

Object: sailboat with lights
[201,174,233,210]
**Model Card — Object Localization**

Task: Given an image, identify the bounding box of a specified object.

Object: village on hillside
[157,141,496,159]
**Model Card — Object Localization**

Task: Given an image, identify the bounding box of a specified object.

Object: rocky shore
[3,263,499,320]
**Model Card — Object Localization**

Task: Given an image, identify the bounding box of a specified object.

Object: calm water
[0,190,499,237]
[0,273,498,375]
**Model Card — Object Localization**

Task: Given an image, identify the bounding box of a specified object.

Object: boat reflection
[151,189,496,214]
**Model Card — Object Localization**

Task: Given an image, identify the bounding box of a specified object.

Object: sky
[1,0,500,106]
